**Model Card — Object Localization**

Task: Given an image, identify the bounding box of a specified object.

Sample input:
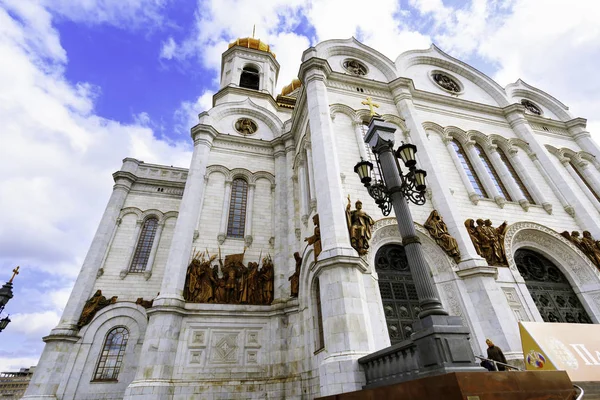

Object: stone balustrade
[358,338,419,389]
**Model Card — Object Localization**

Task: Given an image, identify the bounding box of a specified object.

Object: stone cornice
[112,171,137,185]
[221,44,279,68]
[298,57,333,83]
[190,123,219,144]
[213,85,288,113]
[565,117,588,130]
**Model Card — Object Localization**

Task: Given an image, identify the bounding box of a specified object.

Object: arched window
[473,143,511,200]
[375,244,419,344]
[314,277,325,351]
[515,249,591,324]
[93,327,129,381]
[227,178,248,238]
[451,140,488,198]
[570,162,600,202]
[497,149,535,204]
[239,66,260,90]
[129,217,158,272]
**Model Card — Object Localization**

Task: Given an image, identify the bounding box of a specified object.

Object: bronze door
[515,249,592,324]
[375,244,420,344]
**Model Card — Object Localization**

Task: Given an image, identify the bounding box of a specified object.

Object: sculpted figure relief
[183,249,275,305]
[304,214,322,262]
[465,218,508,266]
[433,73,461,93]
[346,196,375,256]
[561,230,600,269]
[235,118,257,135]
[289,252,302,298]
[78,290,117,328]
[424,210,460,262]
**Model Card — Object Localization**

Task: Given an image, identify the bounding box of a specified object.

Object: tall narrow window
[129,217,158,272]
[93,327,129,381]
[498,149,535,204]
[227,179,248,238]
[570,162,600,202]
[451,140,488,198]
[474,144,511,200]
[240,66,260,90]
[315,278,325,351]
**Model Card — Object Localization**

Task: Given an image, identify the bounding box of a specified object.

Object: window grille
[129,217,158,272]
[93,327,129,381]
[570,162,600,202]
[227,179,248,238]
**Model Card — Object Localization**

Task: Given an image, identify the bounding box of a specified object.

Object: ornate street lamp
[0,315,10,332]
[354,116,480,378]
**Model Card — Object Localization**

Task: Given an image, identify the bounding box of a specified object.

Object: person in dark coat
[486,339,508,371]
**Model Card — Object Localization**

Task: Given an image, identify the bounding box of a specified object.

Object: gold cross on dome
[361,96,380,116]
[9,266,19,283]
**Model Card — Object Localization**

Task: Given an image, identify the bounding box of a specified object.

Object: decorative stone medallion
[235,118,258,136]
[521,99,542,115]
[342,59,368,76]
[431,71,462,93]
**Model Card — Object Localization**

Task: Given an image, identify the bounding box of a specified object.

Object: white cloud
[0,357,39,372]
[0,2,191,283]
[174,91,214,134]
[160,36,177,59]
[10,311,61,336]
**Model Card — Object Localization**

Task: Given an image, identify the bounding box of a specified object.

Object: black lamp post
[0,266,19,333]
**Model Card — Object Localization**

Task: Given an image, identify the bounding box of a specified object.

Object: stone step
[575,381,600,400]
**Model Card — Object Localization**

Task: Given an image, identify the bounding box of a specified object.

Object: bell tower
[219,37,280,98]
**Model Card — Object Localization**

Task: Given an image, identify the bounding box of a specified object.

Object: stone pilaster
[123,125,216,400]
[566,117,600,159]
[506,148,550,213]
[488,145,529,210]
[504,104,600,236]
[272,140,289,301]
[23,158,138,400]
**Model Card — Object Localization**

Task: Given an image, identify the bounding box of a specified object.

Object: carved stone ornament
[304,214,321,262]
[560,230,600,271]
[521,99,542,115]
[432,72,461,93]
[342,59,367,76]
[346,196,375,256]
[135,297,154,309]
[235,118,258,136]
[183,249,274,305]
[424,210,461,262]
[464,218,508,266]
[77,290,117,328]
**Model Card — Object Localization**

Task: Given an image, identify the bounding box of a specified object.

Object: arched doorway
[515,249,592,323]
[375,244,420,344]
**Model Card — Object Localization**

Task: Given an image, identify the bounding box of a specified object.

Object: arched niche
[504,222,600,323]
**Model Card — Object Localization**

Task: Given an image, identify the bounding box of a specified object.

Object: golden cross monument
[9,266,19,283]
[361,96,380,116]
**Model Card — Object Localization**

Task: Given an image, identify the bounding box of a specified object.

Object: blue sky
[1,0,599,371]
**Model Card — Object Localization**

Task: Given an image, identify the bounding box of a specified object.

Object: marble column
[123,126,217,400]
[487,145,529,210]
[352,120,368,160]
[23,158,138,400]
[504,104,600,236]
[506,148,552,213]
[272,140,289,302]
[305,142,317,211]
[218,180,233,244]
[298,157,309,225]
[562,159,600,214]
[530,153,573,215]
[465,141,505,207]
[244,183,256,246]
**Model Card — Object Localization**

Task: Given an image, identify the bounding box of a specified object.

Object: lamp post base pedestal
[412,315,483,379]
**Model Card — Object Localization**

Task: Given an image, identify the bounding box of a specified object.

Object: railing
[477,356,584,399]
[358,339,420,389]
[475,355,521,371]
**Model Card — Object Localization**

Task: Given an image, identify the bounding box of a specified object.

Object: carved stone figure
[521,99,541,115]
[305,214,322,262]
[424,210,460,262]
[260,255,274,305]
[135,297,153,309]
[562,230,600,269]
[464,219,481,255]
[78,290,117,328]
[235,118,257,135]
[289,252,302,297]
[246,262,260,304]
[346,197,375,256]
[466,218,508,266]
[433,73,460,93]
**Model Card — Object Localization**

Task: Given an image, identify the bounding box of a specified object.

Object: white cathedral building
[24,37,600,399]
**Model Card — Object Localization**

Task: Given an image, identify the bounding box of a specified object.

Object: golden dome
[280,78,302,96]
[228,37,276,58]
